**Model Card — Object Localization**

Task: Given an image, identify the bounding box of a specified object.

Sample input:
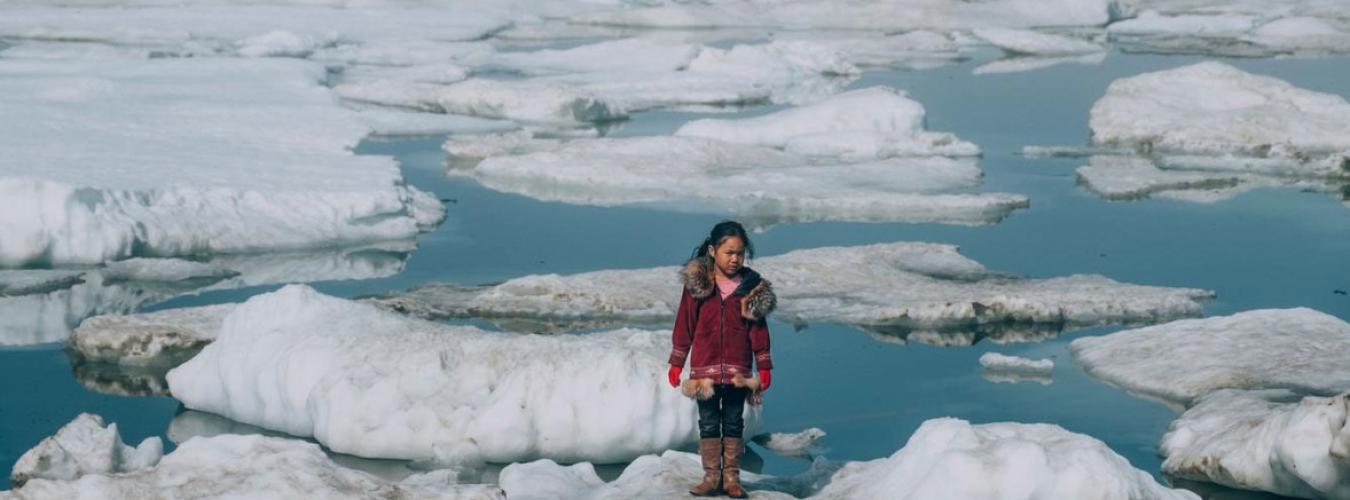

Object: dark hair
[691,220,754,260]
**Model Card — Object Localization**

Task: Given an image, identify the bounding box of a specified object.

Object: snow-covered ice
[752,428,826,459]
[352,107,519,138]
[71,304,234,367]
[371,242,1212,335]
[3,433,504,500]
[1107,11,1258,37]
[1089,62,1350,175]
[499,418,1199,500]
[167,285,760,464]
[0,57,443,267]
[450,135,1027,225]
[1073,155,1340,204]
[973,28,1104,55]
[1069,308,1350,408]
[675,87,980,160]
[10,414,162,487]
[979,353,1054,373]
[1159,389,1350,499]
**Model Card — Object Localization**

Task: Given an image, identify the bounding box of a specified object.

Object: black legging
[697,384,749,438]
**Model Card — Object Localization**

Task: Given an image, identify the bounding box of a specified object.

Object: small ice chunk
[166,285,759,463]
[1160,389,1350,499]
[71,304,234,367]
[0,269,85,296]
[500,418,1198,500]
[676,87,980,159]
[979,352,1054,373]
[752,428,826,459]
[10,413,162,487]
[98,258,238,284]
[1069,308,1350,408]
[371,242,1212,336]
[972,28,1104,55]
[6,433,504,499]
[1089,62,1350,172]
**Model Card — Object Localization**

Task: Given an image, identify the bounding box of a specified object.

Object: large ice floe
[498,418,1199,499]
[370,242,1212,341]
[1031,62,1349,205]
[4,432,503,499]
[166,285,759,464]
[0,57,443,267]
[1069,308,1350,408]
[9,414,162,488]
[1105,2,1350,56]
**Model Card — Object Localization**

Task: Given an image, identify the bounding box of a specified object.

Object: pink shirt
[715,273,742,300]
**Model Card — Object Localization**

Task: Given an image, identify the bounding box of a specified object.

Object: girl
[667,221,776,498]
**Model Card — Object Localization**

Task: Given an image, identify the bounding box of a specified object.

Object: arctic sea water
[1,49,1347,498]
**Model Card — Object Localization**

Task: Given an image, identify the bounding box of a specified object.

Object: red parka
[668,256,777,384]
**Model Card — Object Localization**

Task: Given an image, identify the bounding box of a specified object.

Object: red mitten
[759,370,771,392]
[668,366,683,388]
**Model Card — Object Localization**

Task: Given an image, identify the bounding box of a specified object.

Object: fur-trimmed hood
[679,256,777,321]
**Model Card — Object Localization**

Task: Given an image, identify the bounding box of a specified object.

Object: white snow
[371,242,1212,334]
[451,135,1027,225]
[1089,62,1350,175]
[1159,389,1350,499]
[973,28,1104,55]
[499,418,1199,500]
[10,414,162,487]
[4,433,504,500]
[0,270,85,296]
[0,57,443,267]
[752,428,826,459]
[675,87,980,160]
[979,352,1054,373]
[1069,308,1350,408]
[71,304,234,367]
[166,285,760,464]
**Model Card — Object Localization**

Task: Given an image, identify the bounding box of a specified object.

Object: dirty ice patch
[71,304,234,367]
[1160,389,1350,499]
[166,285,759,464]
[2,432,503,500]
[0,58,443,267]
[1069,308,1350,408]
[1089,62,1350,175]
[675,87,979,160]
[9,413,162,488]
[370,242,1211,337]
[449,135,1026,225]
[500,418,1199,500]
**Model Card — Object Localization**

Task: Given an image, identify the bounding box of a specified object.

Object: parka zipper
[718,287,725,385]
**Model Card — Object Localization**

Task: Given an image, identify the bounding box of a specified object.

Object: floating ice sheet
[752,428,826,459]
[0,57,443,267]
[449,135,1026,225]
[1160,389,1350,499]
[499,418,1199,499]
[1069,308,1350,408]
[167,285,760,464]
[371,242,1211,336]
[972,28,1104,55]
[1073,155,1342,204]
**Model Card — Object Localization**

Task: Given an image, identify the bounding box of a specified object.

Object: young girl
[667,221,776,498]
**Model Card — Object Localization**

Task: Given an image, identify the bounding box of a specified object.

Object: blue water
[2,48,1347,498]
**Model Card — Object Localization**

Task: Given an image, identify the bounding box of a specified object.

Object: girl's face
[708,237,745,279]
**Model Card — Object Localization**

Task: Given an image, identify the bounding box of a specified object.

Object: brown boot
[721,437,747,498]
[689,438,722,496]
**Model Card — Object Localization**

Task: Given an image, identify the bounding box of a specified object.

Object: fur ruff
[678,257,777,321]
[680,374,765,406]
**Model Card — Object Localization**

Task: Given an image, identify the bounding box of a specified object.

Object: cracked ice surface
[1069,308,1350,408]
[0,57,443,267]
[1160,389,1350,499]
[166,285,760,464]
[499,418,1199,500]
[2,432,503,500]
[449,135,1027,225]
[371,242,1211,335]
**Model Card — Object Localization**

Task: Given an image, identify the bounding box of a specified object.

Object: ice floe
[9,414,162,488]
[499,418,1199,499]
[167,285,760,463]
[371,242,1211,337]
[3,433,504,500]
[973,28,1105,55]
[0,57,443,267]
[1072,154,1340,204]
[973,52,1107,75]
[1069,308,1350,408]
[0,270,85,297]
[71,304,233,367]
[752,428,826,459]
[980,353,1054,385]
[675,87,980,160]
[1159,389,1350,499]
[449,135,1026,225]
